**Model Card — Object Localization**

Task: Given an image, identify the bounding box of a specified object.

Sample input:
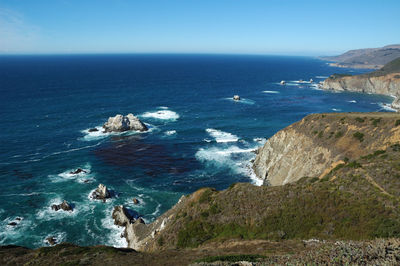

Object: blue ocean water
[0,54,393,248]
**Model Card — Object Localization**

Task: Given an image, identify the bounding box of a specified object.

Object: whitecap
[141,109,179,121]
[205,128,239,143]
[315,76,329,79]
[348,100,357,103]
[158,106,169,110]
[164,130,177,136]
[262,90,279,94]
[332,108,341,112]
[224,97,255,105]
[81,126,110,141]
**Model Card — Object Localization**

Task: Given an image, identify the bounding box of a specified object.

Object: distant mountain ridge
[320,44,400,69]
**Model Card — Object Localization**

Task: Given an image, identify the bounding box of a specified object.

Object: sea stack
[103,114,148,132]
[91,184,111,200]
[233,95,240,101]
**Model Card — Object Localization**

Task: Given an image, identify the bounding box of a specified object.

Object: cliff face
[252,113,400,185]
[322,73,400,109]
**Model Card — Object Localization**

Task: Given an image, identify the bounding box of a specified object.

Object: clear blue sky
[0,0,399,55]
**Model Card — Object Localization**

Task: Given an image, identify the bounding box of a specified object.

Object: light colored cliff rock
[113,195,187,251]
[103,113,148,132]
[322,73,400,110]
[253,113,400,186]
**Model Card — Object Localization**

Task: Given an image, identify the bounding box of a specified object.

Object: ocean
[0,54,394,248]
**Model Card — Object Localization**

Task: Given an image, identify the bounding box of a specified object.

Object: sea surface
[0,54,394,248]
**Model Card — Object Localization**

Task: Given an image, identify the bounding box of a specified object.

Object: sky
[0,0,399,55]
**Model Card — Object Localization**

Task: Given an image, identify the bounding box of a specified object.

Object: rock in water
[88,128,98,132]
[46,236,57,246]
[132,198,140,205]
[69,168,87,175]
[91,184,111,200]
[280,80,286,85]
[103,114,148,132]
[112,205,135,226]
[233,95,240,101]
[51,200,73,212]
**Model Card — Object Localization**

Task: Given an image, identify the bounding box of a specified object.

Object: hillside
[2,113,400,265]
[322,58,400,110]
[320,44,400,69]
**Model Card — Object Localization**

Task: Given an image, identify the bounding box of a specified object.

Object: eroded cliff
[252,113,400,185]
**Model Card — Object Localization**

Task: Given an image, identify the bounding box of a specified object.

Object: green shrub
[355,117,365,123]
[353,132,364,142]
[371,118,381,127]
[347,161,362,168]
[318,131,323,138]
[199,189,214,203]
[195,254,266,263]
[335,131,344,138]
[395,119,400,126]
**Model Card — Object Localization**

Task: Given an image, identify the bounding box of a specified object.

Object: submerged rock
[88,128,99,132]
[91,184,111,200]
[69,168,87,175]
[103,114,148,132]
[51,200,73,212]
[8,222,17,226]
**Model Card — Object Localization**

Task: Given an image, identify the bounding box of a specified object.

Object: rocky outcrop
[113,195,187,251]
[322,73,400,110]
[233,95,240,101]
[51,200,73,212]
[252,113,400,185]
[90,184,111,200]
[103,114,148,132]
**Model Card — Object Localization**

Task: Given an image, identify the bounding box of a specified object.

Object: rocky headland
[320,44,400,69]
[321,57,400,110]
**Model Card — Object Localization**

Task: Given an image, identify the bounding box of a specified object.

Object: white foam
[195,145,256,174]
[43,232,67,246]
[81,126,110,141]
[101,208,127,248]
[36,197,83,221]
[262,90,279,94]
[49,164,95,183]
[253,137,267,144]
[310,84,323,90]
[348,100,357,103]
[224,97,255,105]
[206,128,239,143]
[158,106,169,110]
[141,109,179,121]
[332,108,341,112]
[379,103,397,112]
[164,130,177,136]
[315,76,329,79]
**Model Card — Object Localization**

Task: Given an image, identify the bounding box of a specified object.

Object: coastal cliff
[321,57,400,110]
[252,113,400,185]
[109,113,400,255]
